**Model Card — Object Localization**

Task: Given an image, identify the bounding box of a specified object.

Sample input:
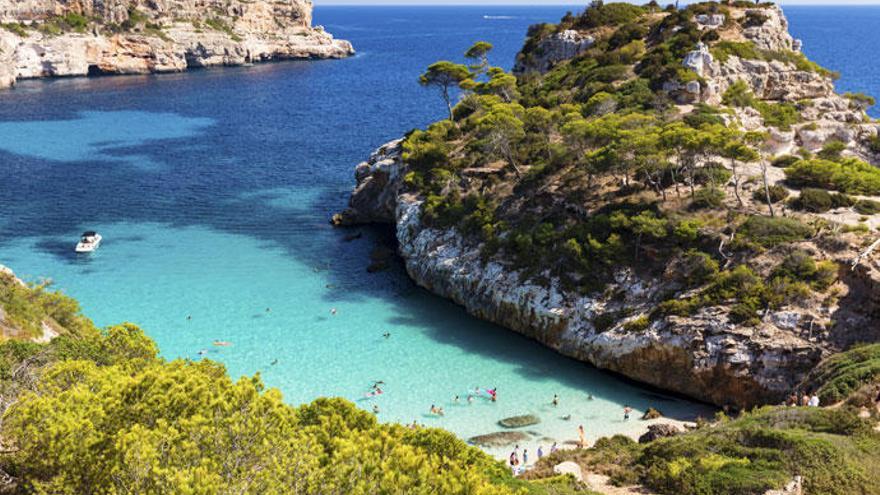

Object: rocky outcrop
[337,139,848,408]
[333,139,405,226]
[0,0,352,88]
[513,30,594,75]
[638,423,681,443]
[498,414,541,429]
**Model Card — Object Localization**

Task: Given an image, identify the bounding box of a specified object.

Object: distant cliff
[0,0,353,88]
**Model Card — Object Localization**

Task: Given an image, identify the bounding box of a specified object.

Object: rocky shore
[335,5,880,409]
[0,0,353,88]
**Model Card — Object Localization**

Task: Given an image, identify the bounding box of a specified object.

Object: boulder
[498,414,541,428]
[638,423,681,443]
[467,431,529,448]
[641,407,663,420]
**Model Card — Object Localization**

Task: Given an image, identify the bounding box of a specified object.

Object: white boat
[75,231,102,253]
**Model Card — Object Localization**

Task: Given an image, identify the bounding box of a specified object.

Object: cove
[11,4,876,455]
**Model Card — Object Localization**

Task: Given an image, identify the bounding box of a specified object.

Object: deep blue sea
[0,5,874,456]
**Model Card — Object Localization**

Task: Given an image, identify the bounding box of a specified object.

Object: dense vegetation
[409,0,867,330]
[525,406,880,495]
[0,274,579,494]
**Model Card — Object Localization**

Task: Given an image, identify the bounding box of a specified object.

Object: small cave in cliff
[87,65,105,77]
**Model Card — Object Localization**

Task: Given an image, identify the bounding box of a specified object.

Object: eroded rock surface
[0,0,353,88]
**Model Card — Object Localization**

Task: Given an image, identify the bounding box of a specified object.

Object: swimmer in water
[330,308,337,315]
[588,393,594,401]
[198,349,208,356]
[383,332,391,338]
[467,395,474,404]
[372,404,380,414]
[453,395,460,403]
[266,307,271,313]
[187,315,192,321]
[271,359,278,366]
[552,394,559,407]
[562,414,571,421]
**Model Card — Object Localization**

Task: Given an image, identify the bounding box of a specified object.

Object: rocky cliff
[0,0,352,88]
[337,2,880,408]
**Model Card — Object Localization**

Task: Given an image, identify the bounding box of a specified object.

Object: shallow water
[0,5,872,458]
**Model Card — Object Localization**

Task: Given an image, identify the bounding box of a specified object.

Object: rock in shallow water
[498,414,541,428]
[467,431,529,448]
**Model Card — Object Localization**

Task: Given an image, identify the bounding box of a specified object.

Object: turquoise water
[7,4,872,456]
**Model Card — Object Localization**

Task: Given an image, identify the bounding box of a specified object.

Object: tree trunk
[761,160,775,217]
[730,159,743,208]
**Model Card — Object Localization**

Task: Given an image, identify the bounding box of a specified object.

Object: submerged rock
[467,431,529,448]
[498,414,541,428]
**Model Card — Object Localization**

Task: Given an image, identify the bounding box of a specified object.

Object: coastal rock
[742,7,796,52]
[513,30,594,74]
[498,414,541,428]
[334,139,405,226]
[638,423,681,443]
[467,431,529,448]
[694,14,725,29]
[0,0,353,88]
[640,407,662,420]
[683,42,713,77]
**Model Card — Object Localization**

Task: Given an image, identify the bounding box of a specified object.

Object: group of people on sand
[786,392,821,407]
[509,443,558,475]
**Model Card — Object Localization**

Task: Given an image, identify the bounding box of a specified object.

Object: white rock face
[0,0,353,88]
[742,7,795,52]
[683,42,713,77]
[340,140,833,408]
[513,29,594,74]
[694,14,725,28]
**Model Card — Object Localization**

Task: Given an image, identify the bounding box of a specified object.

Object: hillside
[0,0,353,88]
[336,1,880,409]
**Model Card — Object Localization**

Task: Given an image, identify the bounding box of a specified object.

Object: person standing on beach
[550,441,558,454]
[578,425,586,448]
[537,445,544,459]
[624,406,632,420]
[552,394,559,407]
[523,449,528,466]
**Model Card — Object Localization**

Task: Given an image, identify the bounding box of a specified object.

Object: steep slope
[0,0,353,88]
[337,1,880,408]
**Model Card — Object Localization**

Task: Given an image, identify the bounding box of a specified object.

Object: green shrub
[771,155,801,168]
[754,101,800,130]
[791,188,833,212]
[712,41,760,63]
[1,22,28,37]
[573,2,646,30]
[805,343,880,404]
[722,80,755,108]
[623,315,650,332]
[817,140,847,161]
[691,187,725,209]
[785,158,880,195]
[855,199,880,215]
[753,184,789,204]
[740,216,812,247]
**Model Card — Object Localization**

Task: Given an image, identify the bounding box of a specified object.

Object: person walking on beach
[624,406,632,420]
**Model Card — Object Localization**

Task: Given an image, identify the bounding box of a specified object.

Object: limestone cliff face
[0,0,352,88]
[339,140,880,408]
